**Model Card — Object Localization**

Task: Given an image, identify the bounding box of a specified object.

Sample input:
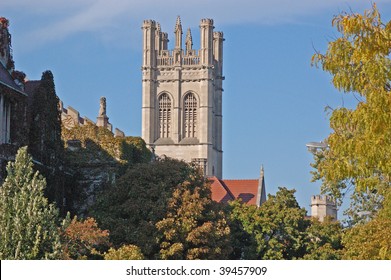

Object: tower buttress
[213,31,224,158]
[141,20,157,144]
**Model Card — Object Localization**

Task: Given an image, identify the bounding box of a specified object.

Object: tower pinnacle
[174,16,183,49]
[185,28,193,51]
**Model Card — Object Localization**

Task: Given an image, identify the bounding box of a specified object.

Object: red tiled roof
[223,179,259,205]
[210,177,260,205]
[209,176,235,203]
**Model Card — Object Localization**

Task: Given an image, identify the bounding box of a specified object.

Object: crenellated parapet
[142,17,224,69]
[311,195,338,222]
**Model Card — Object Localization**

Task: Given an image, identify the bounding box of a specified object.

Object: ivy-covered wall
[62,123,151,215]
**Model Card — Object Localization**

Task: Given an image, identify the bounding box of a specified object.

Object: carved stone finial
[175,16,182,32]
[99,96,107,116]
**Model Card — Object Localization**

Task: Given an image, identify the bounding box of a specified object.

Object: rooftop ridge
[222,178,258,181]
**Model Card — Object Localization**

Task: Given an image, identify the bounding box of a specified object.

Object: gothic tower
[141,17,224,178]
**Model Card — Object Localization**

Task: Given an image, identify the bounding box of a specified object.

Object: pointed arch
[158,92,172,138]
[183,92,198,138]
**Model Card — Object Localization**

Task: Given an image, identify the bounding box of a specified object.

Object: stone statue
[99,96,106,116]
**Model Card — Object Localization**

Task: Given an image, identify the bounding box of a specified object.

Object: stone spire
[174,16,182,49]
[256,165,267,206]
[185,28,193,51]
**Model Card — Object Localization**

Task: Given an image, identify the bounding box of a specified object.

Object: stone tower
[141,17,224,178]
[311,195,338,222]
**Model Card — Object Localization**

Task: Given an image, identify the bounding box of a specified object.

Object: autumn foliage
[61,215,110,260]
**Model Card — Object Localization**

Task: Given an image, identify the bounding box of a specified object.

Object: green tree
[90,158,200,258]
[227,200,260,259]
[28,70,65,209]
[342,189,391,259]
[311,4,391,209]
[229,187,309,259]
[156,180,231,260]
[302,217,343,260]
[104,245,144,260]
[0,147,61,259]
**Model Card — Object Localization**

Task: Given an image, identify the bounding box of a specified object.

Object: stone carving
[99,96,106,116]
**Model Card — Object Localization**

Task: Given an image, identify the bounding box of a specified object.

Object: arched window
[158,93,171,138]
[184,93,197,138]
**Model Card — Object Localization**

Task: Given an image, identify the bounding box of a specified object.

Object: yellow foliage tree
[311,4,391,205]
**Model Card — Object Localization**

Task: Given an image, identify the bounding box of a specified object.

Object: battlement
[311,195,335,205]
[200,18,214,26]
[214,31,224,39]
[143,19,156,27]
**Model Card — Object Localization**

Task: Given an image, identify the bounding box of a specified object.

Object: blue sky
[2,0,391,215]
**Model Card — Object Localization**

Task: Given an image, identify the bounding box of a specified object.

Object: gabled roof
[210,177,265,206]
[0,63,25,96]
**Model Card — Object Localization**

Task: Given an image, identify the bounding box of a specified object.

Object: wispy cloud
[2,0,390,51]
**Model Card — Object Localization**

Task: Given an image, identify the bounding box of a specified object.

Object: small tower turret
[142,19,157,68]
[311,195,338,222]
[200,18,214,65]
[213,31,224,72]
